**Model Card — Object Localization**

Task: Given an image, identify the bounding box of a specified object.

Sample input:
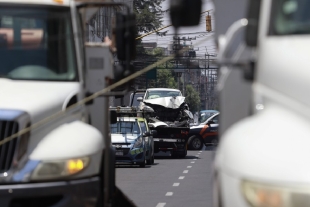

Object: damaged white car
[137,88,193,158]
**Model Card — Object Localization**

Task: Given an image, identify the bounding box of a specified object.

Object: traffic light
[206,14,212,32]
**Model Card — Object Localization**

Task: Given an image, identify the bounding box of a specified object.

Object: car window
[130,93,144,106]
[110,121,140,134]
[211,115,219,124]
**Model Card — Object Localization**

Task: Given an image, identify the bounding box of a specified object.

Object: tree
[185,84,201,112]
[156,69,177,88]
[134,0,165,34]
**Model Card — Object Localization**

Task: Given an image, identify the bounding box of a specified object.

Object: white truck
[138,88,193,157]
[0,0,136,206]
[213,0,310,206]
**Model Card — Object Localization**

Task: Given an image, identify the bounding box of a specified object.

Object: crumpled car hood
[143,96,185,109]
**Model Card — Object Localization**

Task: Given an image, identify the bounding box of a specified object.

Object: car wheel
[139,157,146,168]
[151,154,155,164]
[189,135,203,150]
[146,150,152,165]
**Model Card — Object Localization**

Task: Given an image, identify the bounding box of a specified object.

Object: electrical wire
[0,34,215,146]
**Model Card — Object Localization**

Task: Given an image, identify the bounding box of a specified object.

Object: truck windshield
[145,90,182,99]
[110,121,140,134]
[271,0,310,35]
[0,6,77,81]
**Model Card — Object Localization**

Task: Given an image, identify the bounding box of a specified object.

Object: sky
[141,0,216,58]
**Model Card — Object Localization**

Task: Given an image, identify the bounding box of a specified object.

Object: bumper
[154,139,186,152]
[115,148,145,165]
[0,177,100,207]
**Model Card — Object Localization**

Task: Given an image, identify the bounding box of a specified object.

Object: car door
[139,121,148,150]
[205,114,219,145]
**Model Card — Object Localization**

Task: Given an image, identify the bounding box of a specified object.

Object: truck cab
[0,0,121,206]
[214,0,310,206]
[137,88,192,158]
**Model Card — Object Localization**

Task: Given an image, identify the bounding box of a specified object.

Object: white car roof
[146,88,181,92]
[116,117,138,122]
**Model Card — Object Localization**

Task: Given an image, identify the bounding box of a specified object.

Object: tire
[146,150,152,165]
[188,135,203,150]
[151,154,155,164]
[139,156,146,168]
[179,145,187,158]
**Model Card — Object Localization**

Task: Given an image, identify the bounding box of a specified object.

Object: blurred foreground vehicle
[0,0,137,206]
[213,0,310,207]
[188,113,219,150]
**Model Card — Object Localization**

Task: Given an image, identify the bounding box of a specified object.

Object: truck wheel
[188,135,203,150]
[179,146,187,158]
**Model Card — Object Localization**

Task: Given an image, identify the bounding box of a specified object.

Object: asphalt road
[116,147,216,207]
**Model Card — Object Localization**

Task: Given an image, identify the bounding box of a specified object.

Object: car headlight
[31,157,90,181]
[242,180,310,207]
[133,137,143,148]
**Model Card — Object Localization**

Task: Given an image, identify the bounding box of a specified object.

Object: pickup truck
[138,88,193,158]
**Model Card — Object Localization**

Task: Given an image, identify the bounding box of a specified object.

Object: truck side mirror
[115,12,136,61]
[245,0,261,47]
[170,0,202,27]
[137,97,143,102]
[110,111,117,124]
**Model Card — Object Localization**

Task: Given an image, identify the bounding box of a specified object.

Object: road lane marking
[191,161,195,163]
[197,155,200,157]
[156,203,166,207]
[193,159,197,160]
[187,166,192,168]
[199,151,202,152]
[173,183,180,186]
[179,176,185,179]
[183,170,189,173]
[166,192,173,196]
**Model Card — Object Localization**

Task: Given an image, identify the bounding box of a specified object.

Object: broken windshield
[0,6,77,81]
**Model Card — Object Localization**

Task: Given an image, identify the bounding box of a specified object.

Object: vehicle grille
[0,121,19,173]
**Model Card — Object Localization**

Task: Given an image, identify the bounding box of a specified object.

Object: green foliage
[185,84,201,112]
[134,0,165,34]
[156,69,177,88]
[147,47,164,56]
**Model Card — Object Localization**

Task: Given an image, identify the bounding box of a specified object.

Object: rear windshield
[110,121,140,134]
